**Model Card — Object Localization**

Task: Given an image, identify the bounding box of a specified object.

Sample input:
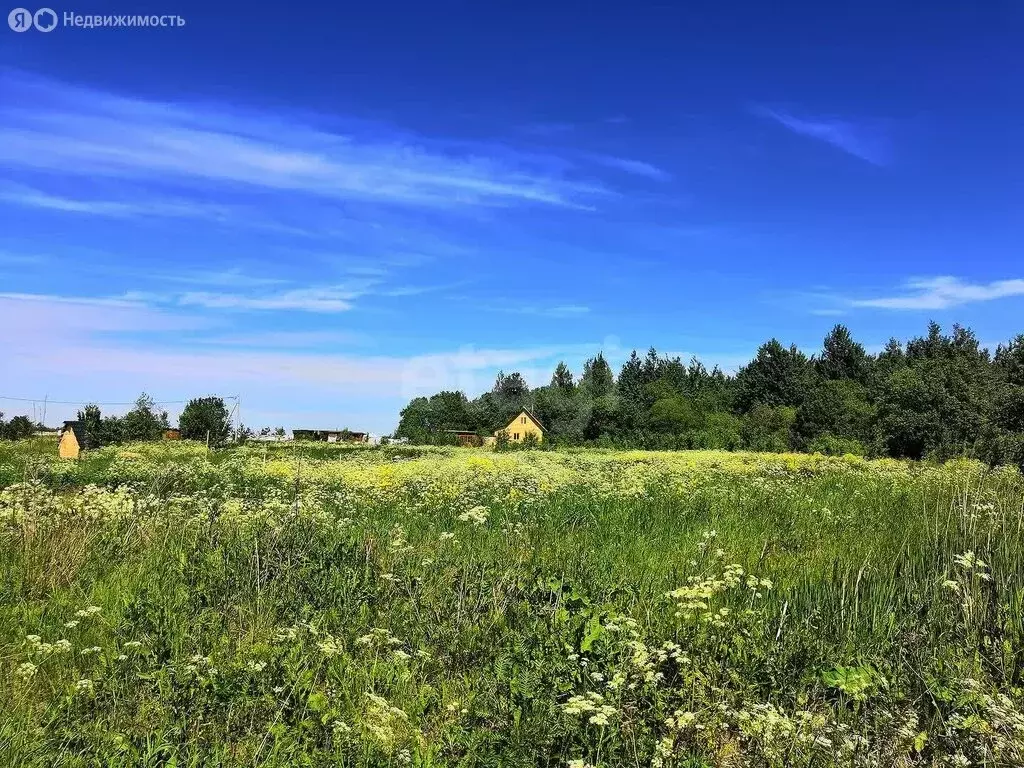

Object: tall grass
[1,442,1022,766]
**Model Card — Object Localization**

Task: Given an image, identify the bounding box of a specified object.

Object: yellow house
[495,410,544,443]
[58,421,85,459]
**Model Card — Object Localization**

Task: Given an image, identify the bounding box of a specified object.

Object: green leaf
[580,616,603,651]
[307,690,330,713]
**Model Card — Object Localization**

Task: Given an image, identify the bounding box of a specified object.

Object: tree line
[395,322,1024,466]
[73,395,238,448]
[0,395,239,448]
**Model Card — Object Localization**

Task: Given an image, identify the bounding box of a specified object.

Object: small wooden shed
[446,430,482,447]
[59,421,86,459]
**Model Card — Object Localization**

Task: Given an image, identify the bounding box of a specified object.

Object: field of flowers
[2,439,1023,767]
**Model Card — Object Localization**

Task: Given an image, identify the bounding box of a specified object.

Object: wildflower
[246,660,267,672]
[80,646,102,656]
[274,627,298,642]
[457,505,489,525]
[439,531,456,541]
[16,662,37,680]
[125,640,143,649]
[318,637,344,657]
[64,620,80,629]
[75,678,95,694]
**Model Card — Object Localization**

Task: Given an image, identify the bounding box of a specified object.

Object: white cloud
[491,304,591,318]
[0,73,606,210]
[752,105,891,166]
[589,154,671,181]
[177,285,367,313]
[196,330,371,348]
[0,181,233,220]
[851,276,1024,310]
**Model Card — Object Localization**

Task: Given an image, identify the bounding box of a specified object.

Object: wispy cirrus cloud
[588,154,671,181]
[486,303,591,319]
[851,276,1024,310]
[195,330,372,349]
[0,72,607,210]
[176,283,376,313]
[751,105,892,166]
[0,181,234,220]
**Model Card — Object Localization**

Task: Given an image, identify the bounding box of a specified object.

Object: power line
[0,395,238,406]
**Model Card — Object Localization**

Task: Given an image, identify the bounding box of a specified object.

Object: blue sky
[1,1,1022,432]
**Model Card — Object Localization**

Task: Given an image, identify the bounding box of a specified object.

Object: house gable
[495,410,544,442]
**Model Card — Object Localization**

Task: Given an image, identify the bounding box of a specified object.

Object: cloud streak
[0,181,236,221]
[588,154,671,181]
[752,105,891,165]
[851,276,1024,310]
[0,72,607,210]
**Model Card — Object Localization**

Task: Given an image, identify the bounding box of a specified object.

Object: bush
[807,433,867,457]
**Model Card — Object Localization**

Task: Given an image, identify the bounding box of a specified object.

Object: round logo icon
[8,7,33,31]
[33,7,56,31]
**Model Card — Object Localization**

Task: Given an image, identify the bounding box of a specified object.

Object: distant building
[163,429,181,440]
[251,433,290,442]
[292,429,370,443]
[446,430,483,447]
[59,421,86,459]
[495,410,544,443]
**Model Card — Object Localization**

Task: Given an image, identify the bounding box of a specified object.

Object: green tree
[1,414,34,440]
[735,340,810,412]
[550,361,575,392]
[581,353,615,399]
[395,397,432,443]
[120,393,169,442]
[874,367,940,459]
[741,405,797,452]
[649,395,701,433]
[816,325,871,384]
[796,378,875,447]
[982,335,1024,467]
[179,396,232,444]
[492,371,532,425]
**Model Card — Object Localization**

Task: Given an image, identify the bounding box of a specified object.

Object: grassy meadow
[1,439,1023,766]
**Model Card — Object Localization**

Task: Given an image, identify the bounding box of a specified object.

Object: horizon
[2,2,1022,433]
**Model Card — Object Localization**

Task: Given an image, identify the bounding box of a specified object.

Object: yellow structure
[58,421,84,459]
[495,410,544,443]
